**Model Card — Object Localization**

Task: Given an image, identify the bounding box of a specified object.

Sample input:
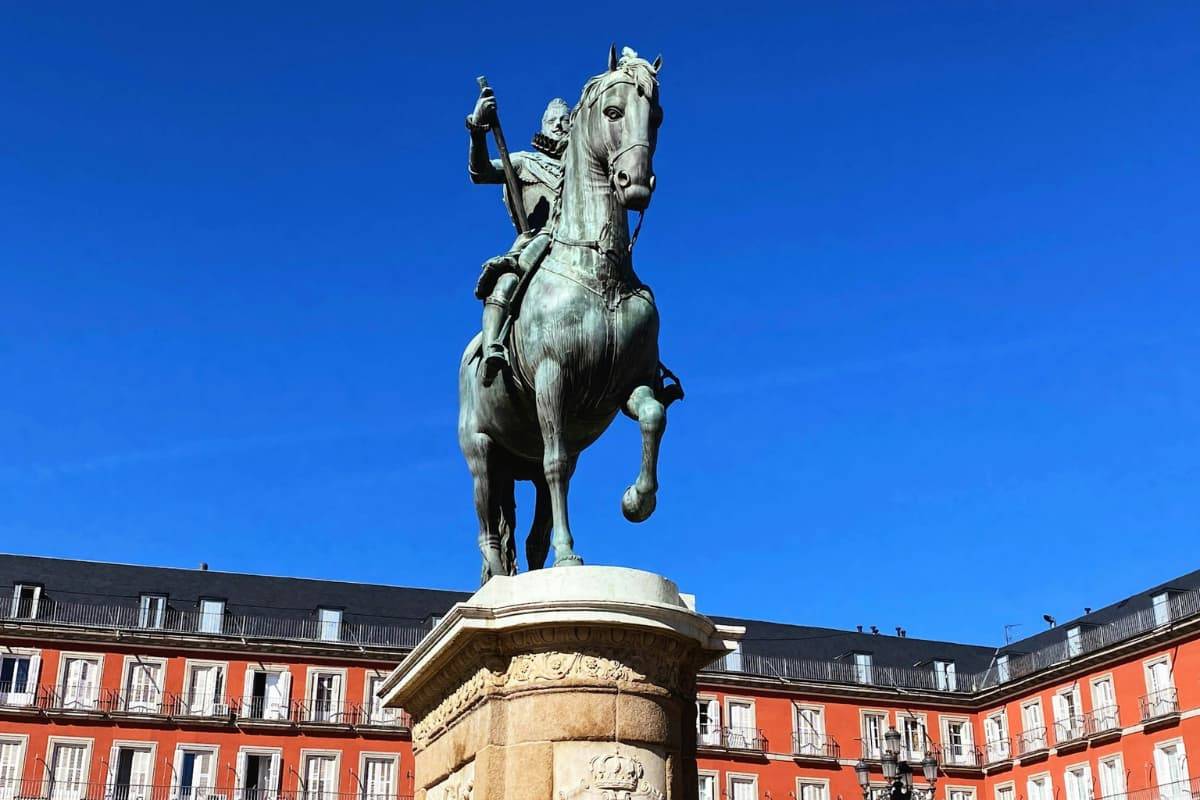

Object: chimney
[1084,607,1092,615]
[870,626,879,635]
[895,626,903,637]
[856,625,863,633]
[900,629,907,638]
[199,562,209,571]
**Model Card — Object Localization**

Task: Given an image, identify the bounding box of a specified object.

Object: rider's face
[542,110,570,141]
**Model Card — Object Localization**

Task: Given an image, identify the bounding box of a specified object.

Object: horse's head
[577,45,663,212]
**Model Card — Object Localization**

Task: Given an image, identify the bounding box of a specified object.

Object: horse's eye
[604,106,624,121]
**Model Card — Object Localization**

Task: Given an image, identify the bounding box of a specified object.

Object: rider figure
[467,88,571,386]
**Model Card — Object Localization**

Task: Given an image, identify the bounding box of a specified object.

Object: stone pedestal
[379,567,738,800]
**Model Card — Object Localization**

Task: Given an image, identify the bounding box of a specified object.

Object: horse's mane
[572,55,660,122]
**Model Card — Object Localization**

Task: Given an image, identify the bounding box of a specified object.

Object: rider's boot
[481,297,510,387]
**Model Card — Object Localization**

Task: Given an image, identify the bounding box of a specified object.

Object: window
[361,756,397,800]
[198,600,225,635]
[1053,686,1084,742]
[995,784,1015,800]
[302,753,338,800]
[901,714,927,759]
[10,585,41,619]
[725,640,743,672]
[725,699,757,748]
[1066,626,1083,658]
[138,595,167,629]
[1021,700,1046,750]
[996,655,1010,684]
[797,780,828,800]
[184,663,227,716]
[172,746,217,800]
[793,705,826,756]
[984,711,1010,762]
[728,775,757,800]
[235,749,281,800]
[0,736,27,800]
[122,659,164,714]
[948,789,975,800]
[363,674,397,726]
[1090,676,1119,731]
[47,740,90,800]
[1064,764,1093,800]
[942,718,973,766]
[317,608,341,642]
[1144,657,1176,718]
[0,652,41,708]
[933,660,957,691]
[1097,755,1125,800]
[306,670,345,723]
[242,668,291,721]
[107,743,155,800]
[698,773,717,800]
[862,711,888,759]
[1153,741,1189,800]
[1027,775,1051,800]
[58,655,101,711]
[697,697,720,747]
[853,652,874,684]
[1152,593,1171,627]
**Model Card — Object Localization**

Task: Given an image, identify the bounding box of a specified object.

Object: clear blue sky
[2,2,1197,646]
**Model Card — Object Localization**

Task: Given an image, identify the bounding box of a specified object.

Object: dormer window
[996,654,1010,683]
[138,594,167,628]
[198,599,225,634]
[1066,625,1083,658]
[933,659,957,691]
[317,607,342,642]
[1152,592,1172,626]
[853,652,873,684]
[10,584,41,619]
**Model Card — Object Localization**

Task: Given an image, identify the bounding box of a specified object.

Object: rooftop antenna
[1003,624,1022,644]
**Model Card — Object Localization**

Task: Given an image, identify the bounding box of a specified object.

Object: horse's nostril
[615,170,631,188]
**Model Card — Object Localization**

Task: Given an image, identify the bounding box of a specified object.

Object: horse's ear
[652,54,663,73]
[608,43,618,71]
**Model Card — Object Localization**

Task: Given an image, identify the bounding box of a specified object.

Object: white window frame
[853,652,874,684]
[362,671,396,726]
[0,647,43,708]
[104,739,159,796]
[993,781,1015,800]
[299,749,341,800]
[996,654,1010,683]
[793,703,826,755]
[933,660,957,691]
[697,770,718,800]
[316,608,342,642]
[946,785,976,800]
[861,709,891,759]
[1143,654,1175,691]
[983,709,1010,761]
[357,752,400,800]
[197,600,225,635]
[138,595,167,629]
[796,777,830,800]
[899,712,929,759]
[727,772,758,800]
[1026,773,1052,800]
[182,660,229,717]
[1021,699,1047,750]
[1152,592,1171,627]
[10,585,41,619]
[234,746,282,800]
[940,716,974,766]
[1053,684,1084,742]
[44,736,95,794]
[242,664,292,721]
[696,695,721,747]
[724,696,757,748]
[171,743,220,800]
[1096,754,1125,800]
[1066,626,1083,658]
[120,656,166,714]
[1153,738,1189,790]
[55,652,103,711]
[0,733,30,799]
[304,667,348,723]
[1063,762,1094,800]
[1089,673,1119,731]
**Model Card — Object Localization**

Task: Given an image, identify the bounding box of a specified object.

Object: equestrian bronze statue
[458,46,682,583]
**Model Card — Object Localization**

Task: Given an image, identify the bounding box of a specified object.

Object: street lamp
[854,726,939,800]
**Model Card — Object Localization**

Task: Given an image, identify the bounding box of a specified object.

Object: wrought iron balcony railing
[1102,775,1199,800]
[1053,716,1087,745]
[1083,705,1121,736]
[791,733,840,760]
[696,726,766,752]
[103,688,166,715]
[41,683,104,712]
[1016,726,1049,756]
[1140,688,1180,721]
[983,737,1014,764]
[936,743,983,769]
[165,692,236,719]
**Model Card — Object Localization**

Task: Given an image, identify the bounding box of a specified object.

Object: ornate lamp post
[854,726,939,800]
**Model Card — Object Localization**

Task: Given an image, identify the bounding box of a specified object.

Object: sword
[476,76,530,234]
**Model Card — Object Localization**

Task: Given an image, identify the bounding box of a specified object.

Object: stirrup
[482,344,510,387]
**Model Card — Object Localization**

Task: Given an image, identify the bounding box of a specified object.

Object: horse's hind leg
[621,384,666,523]
[524,475,552,570]
[463,431,510,583]
[534,360,583,566]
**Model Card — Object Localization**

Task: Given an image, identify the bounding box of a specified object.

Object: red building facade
[0,556,1196,800]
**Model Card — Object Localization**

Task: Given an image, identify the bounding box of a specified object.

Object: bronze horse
[458,47,679,582]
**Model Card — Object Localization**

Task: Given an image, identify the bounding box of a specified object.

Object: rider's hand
[470,88,496,129]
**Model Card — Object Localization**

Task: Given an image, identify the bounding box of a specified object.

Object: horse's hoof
[554,554,584,567]
[621,485,656,522]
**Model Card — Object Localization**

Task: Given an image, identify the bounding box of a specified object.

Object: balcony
[936,744,984,772]
[983,738,1014,766]
[1016,727,1049,760]
[791,733,840,762]
[165,693,235,721]
[1110,775,1200,800]
[1084,705,1121,741]
[1140,688,1180,725]
[41,683,104,713]
[103,689,166,716]
[292,699,357,726]
[232,696,292,723]
[1053,716,1087,750]
[354,704,413,731]
[696,726,767,753]
[0,680,39,710]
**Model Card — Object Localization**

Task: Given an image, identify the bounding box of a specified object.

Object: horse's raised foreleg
[463,430,510,583]
[621,384,666,522]
[534,360,583,567]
